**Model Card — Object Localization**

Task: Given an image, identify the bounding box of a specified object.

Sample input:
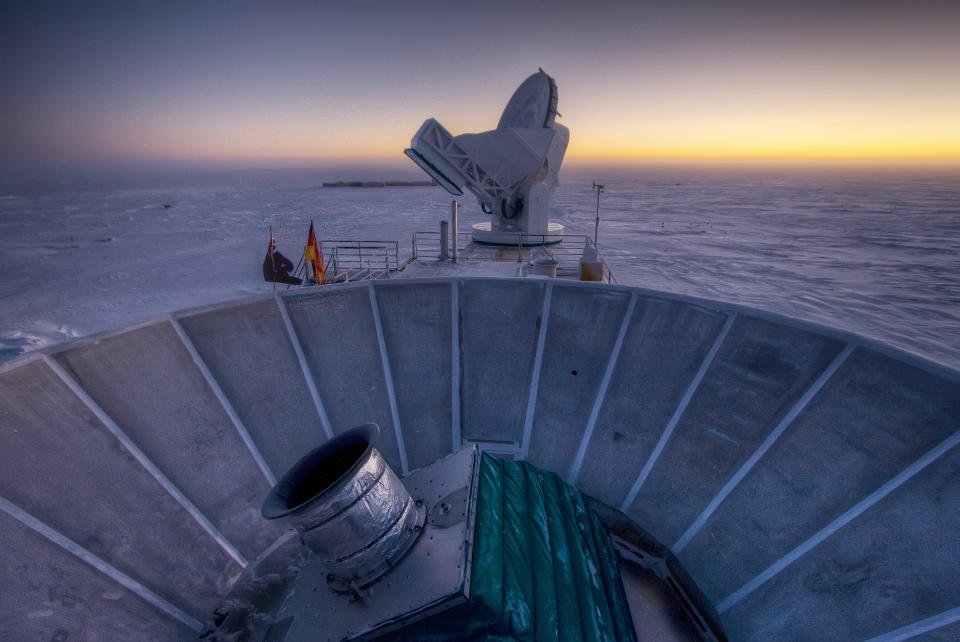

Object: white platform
[471,221,564,246]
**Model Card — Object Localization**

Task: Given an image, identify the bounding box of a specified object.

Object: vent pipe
[261,424,425,593]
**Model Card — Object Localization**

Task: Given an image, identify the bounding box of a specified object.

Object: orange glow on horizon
[82,95,960,167]
[103,124,960,165]
[566,142,960,164]
[146,142,960,166]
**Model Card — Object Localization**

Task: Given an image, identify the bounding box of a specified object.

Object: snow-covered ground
[1,164,958,370]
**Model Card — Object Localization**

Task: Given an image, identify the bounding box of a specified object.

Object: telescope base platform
[471,221,564,246]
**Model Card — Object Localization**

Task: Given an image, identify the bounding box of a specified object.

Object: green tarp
[389,454,636,641]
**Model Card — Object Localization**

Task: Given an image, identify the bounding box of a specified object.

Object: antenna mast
[592,181,604,246]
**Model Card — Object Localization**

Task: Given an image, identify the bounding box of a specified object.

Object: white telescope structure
[405,70,569,245]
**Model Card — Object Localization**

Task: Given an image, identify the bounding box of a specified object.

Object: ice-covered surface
[1,164,958,369]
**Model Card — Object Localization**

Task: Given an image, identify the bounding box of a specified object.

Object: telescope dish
[498,71,558,130]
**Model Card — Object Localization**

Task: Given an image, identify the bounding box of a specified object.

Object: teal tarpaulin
[388,454,636,641]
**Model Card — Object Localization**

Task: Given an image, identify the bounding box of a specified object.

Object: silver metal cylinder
[261,424,425,593]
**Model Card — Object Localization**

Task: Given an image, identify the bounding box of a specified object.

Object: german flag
[304,221,325,284]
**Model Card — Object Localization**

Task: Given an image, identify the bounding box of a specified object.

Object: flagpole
[314,219,325,285]
[270,225,276,291]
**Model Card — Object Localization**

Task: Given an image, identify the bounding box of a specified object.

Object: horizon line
[6,155,960,170]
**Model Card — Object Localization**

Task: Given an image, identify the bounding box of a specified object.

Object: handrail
[323,240,399,274]
[315,232,617,284]
[412,231,617,283]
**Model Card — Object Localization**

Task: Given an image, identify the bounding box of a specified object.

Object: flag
[264,228,277,283]
[304,221,325,284]
[264,228,302,285]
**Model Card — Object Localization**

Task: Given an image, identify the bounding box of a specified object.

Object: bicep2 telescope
[405,70,569,244]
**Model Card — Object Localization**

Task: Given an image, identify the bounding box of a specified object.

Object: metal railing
[319,240,399,282]
[520,235,617,284]
[412,231,617,284]
[296,240,400,284]
[295,234,618,284]
[412,231,472,260]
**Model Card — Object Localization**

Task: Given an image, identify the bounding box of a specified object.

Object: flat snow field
[1,164,958,370]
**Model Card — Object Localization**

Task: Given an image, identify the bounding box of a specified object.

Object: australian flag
[263,231,302,285]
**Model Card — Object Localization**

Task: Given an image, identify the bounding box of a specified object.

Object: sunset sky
[2,0,959,167]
